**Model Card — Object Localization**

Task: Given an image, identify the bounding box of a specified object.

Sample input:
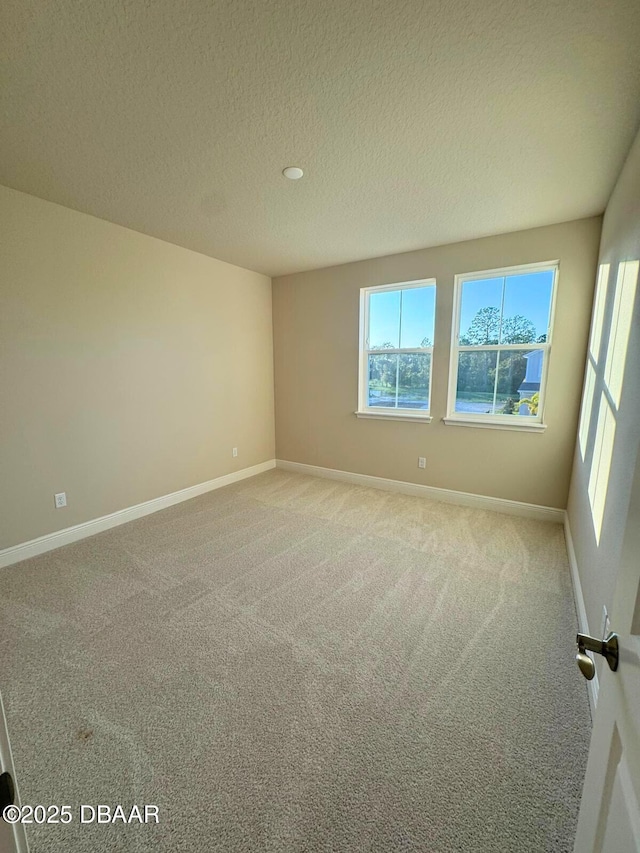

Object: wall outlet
[54,492,67,509]
[418,457,426,469]
[232,447,238,458]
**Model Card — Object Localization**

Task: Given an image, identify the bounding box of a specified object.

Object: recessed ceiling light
[282,166,304,180]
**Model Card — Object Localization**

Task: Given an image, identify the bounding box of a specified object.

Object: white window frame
[356,279,436,423]
[444,261,559,433]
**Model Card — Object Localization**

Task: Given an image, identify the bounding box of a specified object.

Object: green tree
[462,310,536,346]
[501,315,536,344]
[518,391,539,415]
[457,350,495,394]
[369,341,431,405]
[458,308,537,401]
[465,307,500,345]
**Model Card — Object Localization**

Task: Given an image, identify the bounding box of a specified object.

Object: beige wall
[567,128,640,638]
[273,218,602,508]
[0,186,275,550]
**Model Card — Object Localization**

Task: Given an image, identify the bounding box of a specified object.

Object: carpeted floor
[0,469,591,852]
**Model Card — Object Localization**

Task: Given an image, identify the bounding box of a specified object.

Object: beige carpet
[0,469,591,852]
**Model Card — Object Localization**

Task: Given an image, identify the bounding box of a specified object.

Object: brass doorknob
[576,650,596,680]
[575,632,619,680]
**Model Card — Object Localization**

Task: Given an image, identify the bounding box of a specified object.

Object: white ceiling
[2,0,640,276]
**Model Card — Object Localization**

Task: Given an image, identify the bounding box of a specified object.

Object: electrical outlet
[232,447,238,458]
[418,457,426,469]
[54,492,67,509]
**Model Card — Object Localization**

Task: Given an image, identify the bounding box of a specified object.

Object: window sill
[442,416,547,433]
[355,410,432,424]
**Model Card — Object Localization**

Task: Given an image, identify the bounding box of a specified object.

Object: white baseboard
[0,460,276,570]
[564,511,598,713]
[275,459,565,523]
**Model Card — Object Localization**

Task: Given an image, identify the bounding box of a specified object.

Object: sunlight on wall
[590,263,610,359]
[582,259,639,544]
[579,362,596,460]
[588,394,617,543]
[579,264,610,463]
[605,260,639,408]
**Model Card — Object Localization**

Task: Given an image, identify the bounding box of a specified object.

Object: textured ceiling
[2,0,640,276]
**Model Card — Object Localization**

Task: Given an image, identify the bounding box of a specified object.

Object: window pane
[368,353,398,407]
[495,349,544,416]
[369,290,400,348]
[455,349,543,416]
[459,278,503,344]
[368,353,430,410]
[398,353,430,409]
[400,286,435,348]
[501,270,554,343]
[455,350,498,414]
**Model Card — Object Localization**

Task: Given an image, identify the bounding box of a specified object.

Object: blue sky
[369,286,435,348]
[369,271,553,349]
[459,271,554,341]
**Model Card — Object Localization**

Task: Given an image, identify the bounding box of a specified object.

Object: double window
[357,262,557,429]
[357,280,436,421]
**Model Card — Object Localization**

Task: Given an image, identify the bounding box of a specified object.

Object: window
[445,262,557,431]
[357,279,436,421]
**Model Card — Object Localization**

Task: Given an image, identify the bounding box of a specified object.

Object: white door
[0,692,28,853]
[574,454,640,852]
